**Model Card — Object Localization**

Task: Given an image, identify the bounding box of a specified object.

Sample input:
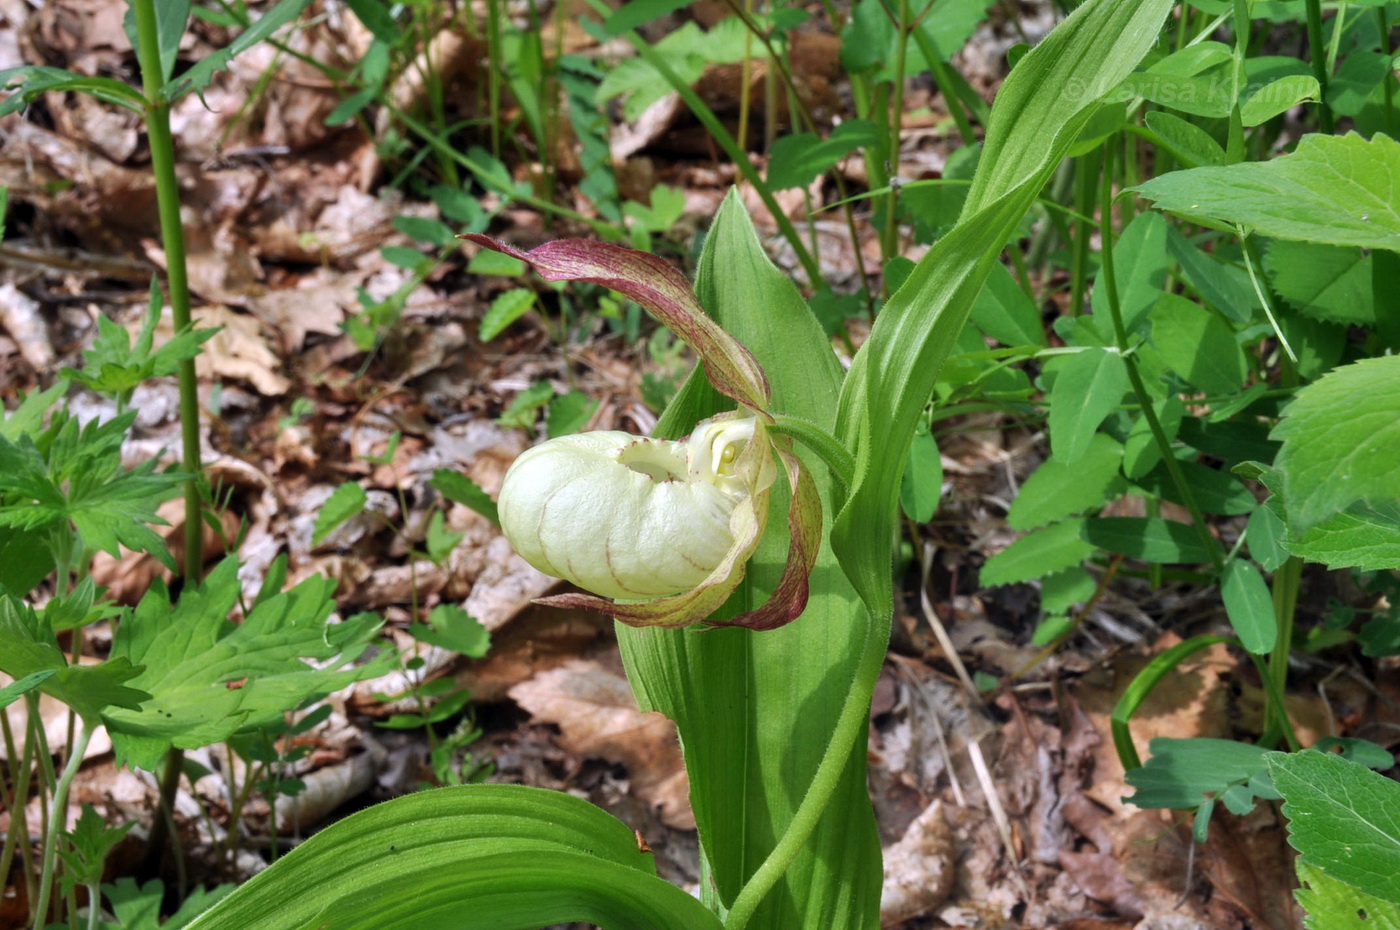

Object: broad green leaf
[1246,503,1289,571]
[1048,348,1130,463]
[1221,559,1276,654]
[1008,433,1123,530]
[1091,210,1168,333]
[618,192,880,926]
[1040,567,1097,613]
[312,482,367,546]
[1082,516,1212,563]
[1123,396,1184,479]
[1239,74,1319,126]
[841,0,992,76]
[102,558,388,770]
[1180,416,1279,464]
[0,526,54,595]
[480,289,537,342]
[832,0,1175,656]
[165,0,314,99]
[970,262,1045,347]
[1127,737,1272,810]
[1135,459,1257,516]
[1272,356,1400,534]
[1268,749,1400,904]
[0,668,55,709]
[1149,293,1246,395]
[1165,226,1258,323]
[392,215,455,247]
[185,785,722,930]
[1265,241,1374,326]
[1143,110,1224,168]
[429,470,500,526]
[1327,51,1396,117]
[1135,133,1400,250]
[1295,860,1400,930]
[767,120,881,191]
[981,519,1096,586]
[603,0,693,35]
[900,425,942,523]
[496,381,553,430]
[596,19,750,120]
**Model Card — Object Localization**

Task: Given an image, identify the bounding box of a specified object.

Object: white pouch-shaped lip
[498,416,773,600]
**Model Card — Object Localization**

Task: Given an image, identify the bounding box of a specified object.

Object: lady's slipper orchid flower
[466,234,822,631]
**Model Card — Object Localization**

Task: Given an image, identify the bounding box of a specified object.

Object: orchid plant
[186,0,1177,927]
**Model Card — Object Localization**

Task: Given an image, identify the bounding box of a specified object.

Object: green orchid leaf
[185,785,722,930]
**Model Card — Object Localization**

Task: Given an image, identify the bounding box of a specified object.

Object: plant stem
[722,606,890,930]
[767,414,856,495]
[1098,144,1223,571]
[34,721,94,926]
[1262,556,1302,748]
[1304,0,1335,132]
[132,0,202,878]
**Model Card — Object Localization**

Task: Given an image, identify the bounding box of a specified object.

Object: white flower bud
[498,417,775,600]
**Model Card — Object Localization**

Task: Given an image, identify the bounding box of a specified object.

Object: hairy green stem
[1304,0,1335,132]
[767,414,856,497]
[723,605,889,930]
[34,721,94,926]
[1099,145,1223,571]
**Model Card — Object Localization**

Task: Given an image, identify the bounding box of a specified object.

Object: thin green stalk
[1304,0,1335,132]
[1261,556,1303,748]
[1099,144,1223,571]
[722,605,890,930]
[882,0,912,262]
[0,708,37,913]
[1068,151,1101,315]
[34,721,94,926]
[1378,7,1394,139]
[910,30,977,147]
[767,414,856,497]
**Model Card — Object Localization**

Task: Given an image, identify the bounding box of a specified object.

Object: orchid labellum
[467,235,821,630]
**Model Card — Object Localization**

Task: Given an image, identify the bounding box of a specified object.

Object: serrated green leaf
[1268,749,1400,904]
[392,215,455,247]
[1273,356,1400,534]
[1221,558,1276,654]
[546,390,598,438]
[1127,737,1271,809]
[1082,516,1212,563]
[480,289,537,342]
[1282,499,1400,571]
[1150,293,1246,395]
[164,0,314,99]
[982,519,1096,586]
[0,526,54,595]
[409,604,490,657]
[1266,241,1374,326]
[423,511,463,565]
[1049,348,1130,463]
[1009,433,1123,530]
[1296,860,1400,930]
[102,558,388,771]
[497,381,554,430]
[183,785,723,930]
[1136,133,1400,250]
[1040,567,1097,613]
[312,482,367,546]
[429,471,500,525]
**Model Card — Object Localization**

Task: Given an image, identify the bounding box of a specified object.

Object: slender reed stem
[1304,0,1335,132]
[1262,556,1303,748]
[33,721,94,926]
